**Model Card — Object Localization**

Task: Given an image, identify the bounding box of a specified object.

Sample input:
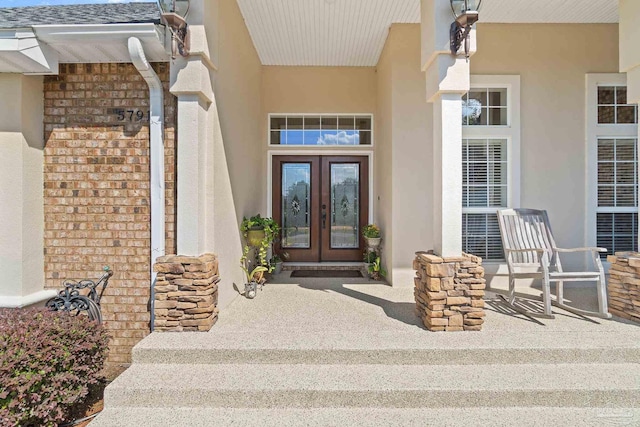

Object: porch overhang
[236,0,619,67]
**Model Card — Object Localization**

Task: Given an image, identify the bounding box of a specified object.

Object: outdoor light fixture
[450,0,481,58]
[157,0,190,58]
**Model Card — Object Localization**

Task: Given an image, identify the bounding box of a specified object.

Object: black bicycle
[45,266,113,324]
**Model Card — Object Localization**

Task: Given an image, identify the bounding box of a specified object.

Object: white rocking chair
[496,208,611,319]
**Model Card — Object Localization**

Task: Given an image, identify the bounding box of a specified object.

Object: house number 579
[115,109,150,122]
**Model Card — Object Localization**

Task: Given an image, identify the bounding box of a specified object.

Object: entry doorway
[272,156,369,262]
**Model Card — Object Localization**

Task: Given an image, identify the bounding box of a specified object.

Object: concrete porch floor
[136,272,640,362]
[95,273,640,426]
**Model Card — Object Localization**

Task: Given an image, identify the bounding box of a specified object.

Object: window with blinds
[462,138,508,260]
[596,137,638,257]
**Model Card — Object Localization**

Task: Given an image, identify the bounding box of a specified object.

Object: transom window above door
[269,114,373,146]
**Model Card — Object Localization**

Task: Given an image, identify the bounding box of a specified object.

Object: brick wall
[43,63,177,364]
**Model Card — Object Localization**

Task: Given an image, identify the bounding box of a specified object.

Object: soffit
[35,24,167,64]
[0,24,167,74]
[237,0,619,66]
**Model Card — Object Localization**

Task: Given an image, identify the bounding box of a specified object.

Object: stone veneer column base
[153,253,220,332]
[413,251,486,331]
[607,252,640,323]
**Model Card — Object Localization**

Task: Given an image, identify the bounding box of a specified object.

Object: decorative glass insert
[462,138,508,260]
[269,114,372,145]
[330,163,359,248]
[462,88,508,126]
[597,86,638,124]
[597,138,639,257]
[281,163,311,248]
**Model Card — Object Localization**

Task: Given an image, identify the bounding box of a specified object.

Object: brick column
[153,253,219,331]
[413,251,486,331]
[607,252,640,323]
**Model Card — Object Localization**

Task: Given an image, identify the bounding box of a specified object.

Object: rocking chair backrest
[497,209,558,265]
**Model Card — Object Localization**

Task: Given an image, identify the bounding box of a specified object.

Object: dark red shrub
[0,308,109,427]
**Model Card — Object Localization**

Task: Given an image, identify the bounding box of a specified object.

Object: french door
[272,156,369,262]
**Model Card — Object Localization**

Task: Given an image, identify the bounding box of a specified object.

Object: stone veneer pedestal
[153,253,220,332]
[413,251,486,331]
[607,252,640,323]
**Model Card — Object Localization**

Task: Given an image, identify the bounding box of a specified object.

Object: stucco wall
[472,24,619,259]
[374,23,618,284]
[391,25,432,286]
[0,75,44,302]
[262,66,377,116]
[203,0,264,308]
[376,29,394,281]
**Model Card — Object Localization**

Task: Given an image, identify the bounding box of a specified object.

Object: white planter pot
[365,237,381,248]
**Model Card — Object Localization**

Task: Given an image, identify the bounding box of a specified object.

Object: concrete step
[104,363,640,409]
[91,407,640,427]
[132,330,640,365]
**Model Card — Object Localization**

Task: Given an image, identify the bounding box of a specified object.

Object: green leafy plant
[240,215,280,273]
[0,308,109,427]
[362,224,381,238]
[368,256,387,280]
[269,254,282,265]
[363,250,378,263]
[240,245,268,283]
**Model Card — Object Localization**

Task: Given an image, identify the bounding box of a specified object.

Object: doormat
[290,270,363,278]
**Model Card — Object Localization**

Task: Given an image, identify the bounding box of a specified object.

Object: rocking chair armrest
[554,247,607,254]
[504,248,546,254]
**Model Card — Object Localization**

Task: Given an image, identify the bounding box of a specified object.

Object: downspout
[128,37,164,332]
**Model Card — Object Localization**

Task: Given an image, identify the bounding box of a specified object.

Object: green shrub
[0,308,110,427]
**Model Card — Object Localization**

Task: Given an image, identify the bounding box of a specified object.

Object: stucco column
[421,0,475,257]
[619,0,640,251]
[0,75,54,307]
[170,24,216,255]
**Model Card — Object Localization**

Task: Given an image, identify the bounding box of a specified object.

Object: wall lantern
[157,0,190,58]
[450,0,481,58]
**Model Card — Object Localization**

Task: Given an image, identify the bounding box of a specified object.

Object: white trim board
[0,289,57,309]
[585,73,639,270]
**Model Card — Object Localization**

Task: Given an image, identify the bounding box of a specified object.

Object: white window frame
[462,75,521,263]
[586,74,639,267]
[267,113,375,148]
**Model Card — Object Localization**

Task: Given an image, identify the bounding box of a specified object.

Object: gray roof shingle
[0,2,161,29]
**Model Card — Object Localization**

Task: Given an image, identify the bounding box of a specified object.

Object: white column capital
[421,0,475,102]
[170,25,215,105]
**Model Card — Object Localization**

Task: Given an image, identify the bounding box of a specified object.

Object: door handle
[322,204,327,229]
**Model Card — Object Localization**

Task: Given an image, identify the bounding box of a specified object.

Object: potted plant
[362,224,381,248]
[368,256,387,281]
[240,214,280,273]
[269,254,283,275]
[240,245,268,299]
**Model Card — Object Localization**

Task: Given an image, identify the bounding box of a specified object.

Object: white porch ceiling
[236,0,619,66]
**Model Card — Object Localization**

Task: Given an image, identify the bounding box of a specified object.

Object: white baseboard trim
[0,290,58,308]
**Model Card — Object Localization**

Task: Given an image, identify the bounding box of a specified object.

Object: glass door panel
[330,163,359,248]
[281,163,311,248]
[272,156,320,262]
[320,157,369,261]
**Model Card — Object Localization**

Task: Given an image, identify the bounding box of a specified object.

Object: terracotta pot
[247,229,265,247]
